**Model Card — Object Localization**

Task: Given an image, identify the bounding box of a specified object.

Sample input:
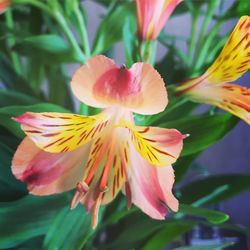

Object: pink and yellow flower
[136,0,182,40]
[0,0,10,13]
[176,16,250,124]
[12,55,184,227]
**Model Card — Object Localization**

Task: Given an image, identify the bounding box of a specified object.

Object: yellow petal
[206,16,250,84]
[15,111,109,153]
[187,82,250,124]
[122,124,184,167]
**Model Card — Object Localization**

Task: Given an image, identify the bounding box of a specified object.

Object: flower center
[93,66,141,103]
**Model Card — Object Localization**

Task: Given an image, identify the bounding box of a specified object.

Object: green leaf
[0,55,35,96]
[43,206,94,250]
[0,194,70,248]
[0,103,70,138]
[0,143,27,201]
[102,212,165,250]
[174,153,199,183]
[142,221,196,250]
[92,2,136,54]
[21,34,69,54]
[178,204,229,224]
[180,174,250,205]
[0,89,40,107]
[13,33,80,63]
[173,242,235,250]
[161,113,238,156]
[225,0,250,19]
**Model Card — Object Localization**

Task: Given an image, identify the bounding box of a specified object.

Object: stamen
[91,193,103,229]
[70,181,89,209]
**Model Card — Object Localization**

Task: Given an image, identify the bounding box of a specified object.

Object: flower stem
[193,0,219,71]
[5,9,22,74]
[193,20,224,71]
[54,11,86,63]
[188,11,198,69]
[13,0,52,14]
[73,4,91,57]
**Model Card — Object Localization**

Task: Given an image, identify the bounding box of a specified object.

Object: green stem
[73,4,91,57]
[54,11,86,63]
[206,36,227,64]
[188,11,198,68]
[194,20,224,71]
[146,98,188,126]
[54,10,88,115]
[193,0,219,71]
[13,0,52,14]
[5,9,22,74]
[159,37,189,65]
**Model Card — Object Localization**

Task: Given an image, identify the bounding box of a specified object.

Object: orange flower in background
[0,0,10,13]
[176,16,250,124]
[12,55,185,228]
[136,0,182,40]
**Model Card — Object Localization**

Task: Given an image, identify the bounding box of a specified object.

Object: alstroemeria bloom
[0,0,10,13]
[136,0,182,40]
[12,55,184,227]
[176,16,250,124]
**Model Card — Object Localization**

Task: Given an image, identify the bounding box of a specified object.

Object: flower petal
[127,145,178,219]
[15,111,109,153]
[205,16,250,84]
[123,124,184,166]
[71,55,167,115]
[12,137,90,195]
[186,82,250,124]
[92,62,168,115]
[136,0,182,40]
[128,63,168,115]
[71,55,117,108]
[177,16,250,95]
[0,0,10,14]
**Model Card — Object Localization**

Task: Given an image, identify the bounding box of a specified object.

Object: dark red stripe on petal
[25,130,42,134]
[42,132,60,137]
[151,146,176,158]
[58,135,74,146]
[44,137,64,149]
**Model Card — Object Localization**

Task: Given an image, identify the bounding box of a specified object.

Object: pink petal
[128,63,168,114]
[12,137,90,195]
[136,0,182,40]
[71,55,117,108]
[0,0,10,14]
[71,55,168,115]
[127,145,178,219]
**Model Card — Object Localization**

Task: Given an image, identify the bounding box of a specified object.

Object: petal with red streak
[123,124,184,166]
[205,16,250,84]
[11,138,90,195]
[71,55,117,108]
[127,146,178,219]
[0,0,10,13]
[187,82,250,124]
[136,0,182,40]
[71,55,168,115]
[15,111,109,153]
